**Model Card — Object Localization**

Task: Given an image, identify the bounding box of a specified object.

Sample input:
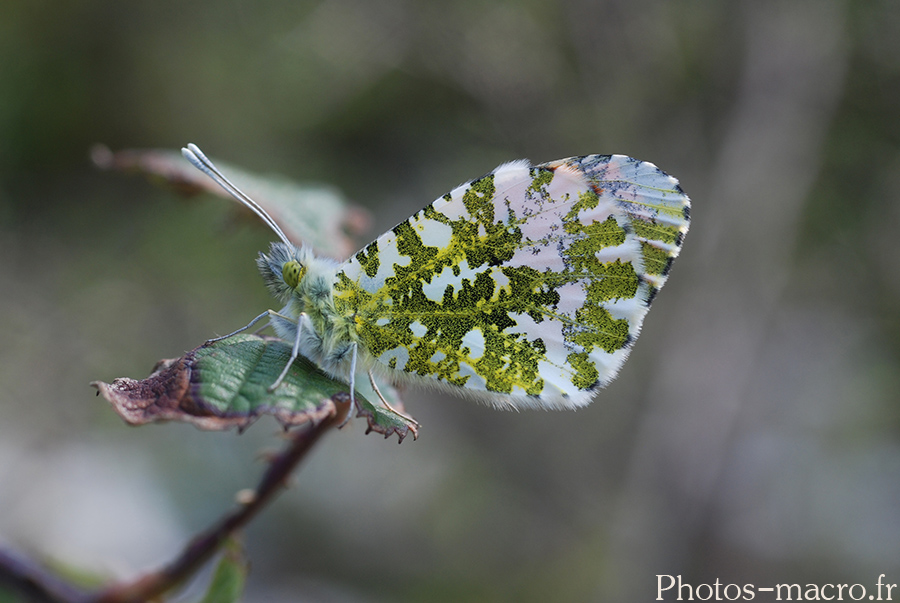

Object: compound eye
[282,260,304,289]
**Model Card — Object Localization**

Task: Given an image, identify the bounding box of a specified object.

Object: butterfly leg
[206,310,274,344]
[338,343,359,427]
[368,369,420,427]
[269,312,305,391]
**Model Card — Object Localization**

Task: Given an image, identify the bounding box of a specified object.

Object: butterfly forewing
[333,154,689,409]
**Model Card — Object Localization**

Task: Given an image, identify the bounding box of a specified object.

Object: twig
[0,395,350,603]
[89,395,350,603]
[0,547,90,603]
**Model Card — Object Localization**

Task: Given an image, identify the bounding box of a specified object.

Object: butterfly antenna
[181,143,295,249]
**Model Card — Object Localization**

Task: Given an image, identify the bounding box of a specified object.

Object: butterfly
[181,144,689,423]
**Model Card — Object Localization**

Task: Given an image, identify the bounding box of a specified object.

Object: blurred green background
[2,0,899,601]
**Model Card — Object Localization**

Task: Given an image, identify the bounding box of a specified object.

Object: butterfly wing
[333,155,690,409]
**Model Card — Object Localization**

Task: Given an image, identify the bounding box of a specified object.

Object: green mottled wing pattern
[333,155,689,409]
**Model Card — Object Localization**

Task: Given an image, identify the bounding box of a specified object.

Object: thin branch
[89,395,350,603]
[0,395,350,603]
[0,547,90,603]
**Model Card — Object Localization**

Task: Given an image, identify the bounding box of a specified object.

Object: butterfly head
[258,242,309,302]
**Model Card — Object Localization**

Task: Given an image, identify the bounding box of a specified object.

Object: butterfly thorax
[258,242,359,378]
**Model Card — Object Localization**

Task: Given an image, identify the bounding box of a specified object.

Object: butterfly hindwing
[332,154,690,409]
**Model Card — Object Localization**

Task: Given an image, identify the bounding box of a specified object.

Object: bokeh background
[2,0,899,601]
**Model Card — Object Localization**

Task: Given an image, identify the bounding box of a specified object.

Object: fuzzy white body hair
[261,243,362,384]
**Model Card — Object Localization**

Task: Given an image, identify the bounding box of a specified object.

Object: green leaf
[91,145,371,259]
[92,334,418,441]
[197,537,247,603]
